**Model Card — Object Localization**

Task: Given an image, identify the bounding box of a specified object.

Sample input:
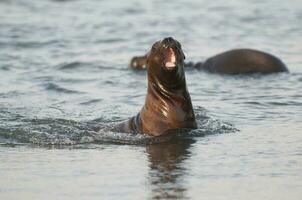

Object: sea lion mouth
[164,48,177,69]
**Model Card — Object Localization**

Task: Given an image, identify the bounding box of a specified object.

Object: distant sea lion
[130,55,147,70]
[197,49,288,74]
[129,49,288,74]
[115,37,197,136]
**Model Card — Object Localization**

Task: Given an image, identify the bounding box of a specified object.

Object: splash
[0,107,237,146]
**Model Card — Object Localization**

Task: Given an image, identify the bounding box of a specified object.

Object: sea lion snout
[160,38,179,69]
[150,37,185,70]
[164,48,177,68]
[161,37,185,62]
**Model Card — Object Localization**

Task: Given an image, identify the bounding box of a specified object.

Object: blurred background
[1,0,301,70]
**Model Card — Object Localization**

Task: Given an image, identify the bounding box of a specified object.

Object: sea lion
[130,55,147,70]
[115,37,197,136]
[197,48,288,74]
[129,49,288,74]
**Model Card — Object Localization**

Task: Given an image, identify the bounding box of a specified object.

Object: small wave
[0,65,9,70]
[95,38,126,44]
[124,8,144,14]
[243,101,263,105]
[79,99,103,105]
[57,61,85,70]
[58,77,96,83]
[10,40,60,49]
[50,0,77,2]
[0,91,28,99]
[267,101,302,106]
[44,83,82,94]
[243,100,302,106]
[56,61,109,72]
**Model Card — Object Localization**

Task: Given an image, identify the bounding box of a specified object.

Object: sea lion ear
[183,52,186,60]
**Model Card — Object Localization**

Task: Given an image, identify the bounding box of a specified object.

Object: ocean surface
[0,0,302,199]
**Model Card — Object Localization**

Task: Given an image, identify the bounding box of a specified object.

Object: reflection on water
[146,138,194,199]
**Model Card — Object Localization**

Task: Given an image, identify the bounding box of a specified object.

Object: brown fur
[115,37,197,136]
[130,55,147,70]
[201,49,288,74]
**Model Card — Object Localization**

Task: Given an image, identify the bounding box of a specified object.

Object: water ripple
[79,99,103,105]
[44,83,83,94]
[57,61,89,70]
[0,108,237,145]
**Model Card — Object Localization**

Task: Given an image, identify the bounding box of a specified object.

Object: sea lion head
[146,37,186,87]
[130,55,147,70]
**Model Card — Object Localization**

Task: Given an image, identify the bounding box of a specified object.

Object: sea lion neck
[141,68,196,135]
[147,71,187,99]
[147,50,186,91]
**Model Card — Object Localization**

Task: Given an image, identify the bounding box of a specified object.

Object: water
[0,0,302,199]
